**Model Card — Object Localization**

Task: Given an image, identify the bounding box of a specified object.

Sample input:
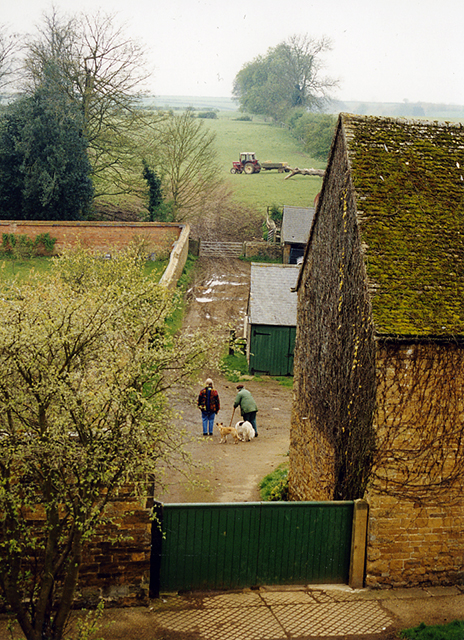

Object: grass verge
[400,620,464,639]
[259,462,289,501]
[165,254,198,334]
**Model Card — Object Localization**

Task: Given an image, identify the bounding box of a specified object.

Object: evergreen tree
[142,160,169,221]
[0,84,93,220]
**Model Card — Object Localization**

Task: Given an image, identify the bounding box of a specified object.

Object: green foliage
[259,463,289,501]
[142,160,172,221]
[23,10,151,200]
[288,111,337,160]
[1,232,57,257]
[233,114,252,121]
[220,351,249,382]
[271,376,294,388]
[268,203,283,223]
[197,111,218,119]
[233,34,336,121]
[0,86,93,220]
[400,620,464,639]
[0,243,217,640]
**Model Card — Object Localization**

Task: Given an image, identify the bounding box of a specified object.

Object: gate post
[349,499,368,589]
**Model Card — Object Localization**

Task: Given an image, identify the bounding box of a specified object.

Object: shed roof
[342,114,464,337]
[281,206,315,245]
[249,263,299,326]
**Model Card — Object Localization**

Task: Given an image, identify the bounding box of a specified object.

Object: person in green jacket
[233,384,258,436]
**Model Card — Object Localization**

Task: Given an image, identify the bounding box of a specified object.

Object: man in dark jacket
[197,378,220,436]
[233,384,258,436]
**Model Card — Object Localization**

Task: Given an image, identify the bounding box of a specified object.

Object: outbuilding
[281,205,315,264]
[245,263,299,376]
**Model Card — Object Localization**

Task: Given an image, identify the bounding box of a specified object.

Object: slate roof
[249,263,299,326]
[342,114,464,337]
[281,206,315,245]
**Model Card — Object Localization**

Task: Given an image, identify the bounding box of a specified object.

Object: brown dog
[216,422,240,444]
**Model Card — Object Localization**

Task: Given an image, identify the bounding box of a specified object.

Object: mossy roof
[342,113,464,337]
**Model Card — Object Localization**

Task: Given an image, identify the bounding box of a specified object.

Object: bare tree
[146,110,222,222]
[22,9,151,198]
[0,24,19,91]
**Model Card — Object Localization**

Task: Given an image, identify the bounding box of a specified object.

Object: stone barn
[289,113,464,587]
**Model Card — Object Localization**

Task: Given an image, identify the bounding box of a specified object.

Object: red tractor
[230,152,261,174]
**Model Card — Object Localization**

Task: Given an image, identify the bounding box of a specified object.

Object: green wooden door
[249,325,296,376]
[154,501,354,593]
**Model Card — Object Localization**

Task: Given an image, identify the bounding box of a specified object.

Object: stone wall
[78,488,152,606]
[290,338,464,588]
[365,493,464,588]
[244,241,283,261]
[0,220,182,257]
[289,117,376,504]
[288,410,335,502]
[365,341,464,587]
[159,223,190,289]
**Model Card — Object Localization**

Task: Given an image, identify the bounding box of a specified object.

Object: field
[202,112,325,213]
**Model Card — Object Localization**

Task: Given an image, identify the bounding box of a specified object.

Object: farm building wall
[365,341,464,588]
[0,220,182,257]
[289,117,376,503]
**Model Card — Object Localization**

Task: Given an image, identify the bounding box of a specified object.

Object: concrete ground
[1,583,456,640]
[91,584,464,640]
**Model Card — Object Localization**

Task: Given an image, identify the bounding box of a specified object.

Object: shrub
[288,112,337,161]
[2,232,57,257]
[197,111,218,119]
[259,463,289,501]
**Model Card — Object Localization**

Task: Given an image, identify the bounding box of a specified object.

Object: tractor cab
[240,152,257,163]
[230,151,261,174]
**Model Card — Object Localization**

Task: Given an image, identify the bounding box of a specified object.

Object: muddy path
[156,257,292,504]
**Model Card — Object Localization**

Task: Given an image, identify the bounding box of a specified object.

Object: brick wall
[77,489,152,606]
[0,220,183,256]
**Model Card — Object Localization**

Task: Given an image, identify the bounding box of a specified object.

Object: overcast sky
[2,0,463,105]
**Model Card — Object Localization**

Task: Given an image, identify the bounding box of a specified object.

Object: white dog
[235,420,255,442]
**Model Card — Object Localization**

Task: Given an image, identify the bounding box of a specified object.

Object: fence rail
[199,241,244,257]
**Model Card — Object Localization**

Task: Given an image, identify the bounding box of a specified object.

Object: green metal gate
[151,501,354,594]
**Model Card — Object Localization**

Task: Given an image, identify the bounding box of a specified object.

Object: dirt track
[157,257,292,504]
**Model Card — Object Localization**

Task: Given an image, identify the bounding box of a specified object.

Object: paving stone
[272,601,393,637]
[426,586,461,597]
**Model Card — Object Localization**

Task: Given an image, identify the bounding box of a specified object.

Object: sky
[2,0,464,105]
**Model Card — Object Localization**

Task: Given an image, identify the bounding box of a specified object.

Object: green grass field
[202,112,325,212]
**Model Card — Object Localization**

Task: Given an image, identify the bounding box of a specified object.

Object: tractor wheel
[244,163,255,174]
[230,168,237,174]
